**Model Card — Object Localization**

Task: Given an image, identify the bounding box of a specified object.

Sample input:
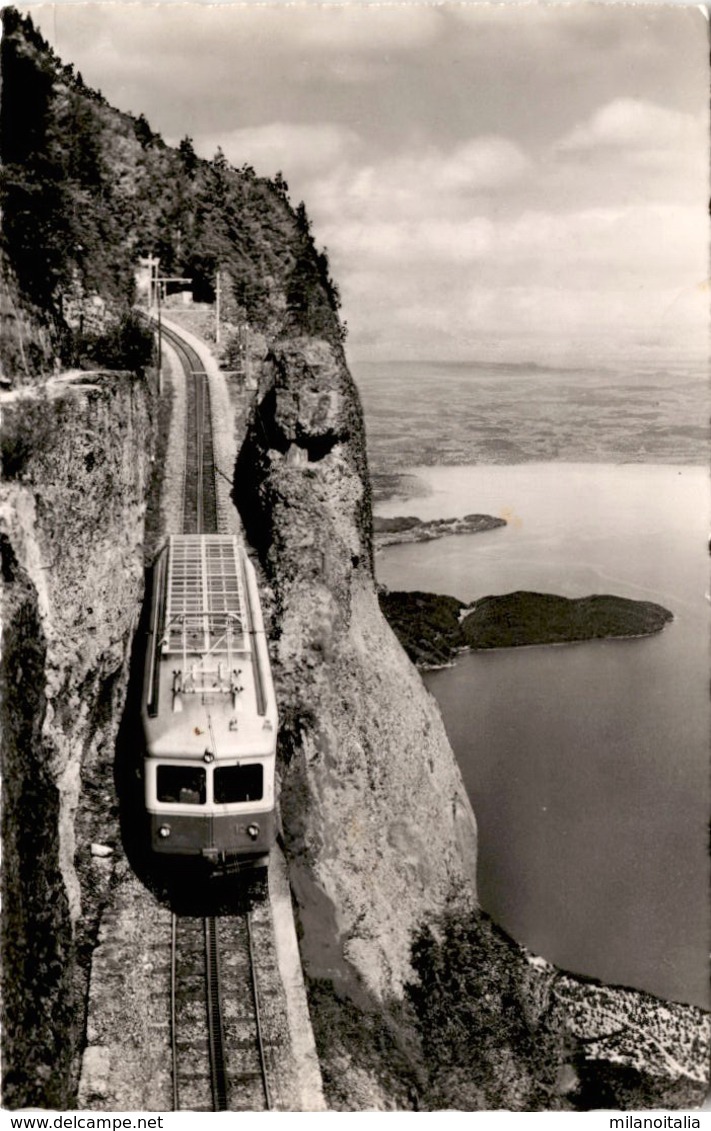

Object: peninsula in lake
[380,590,674,669]
[374,512,505,549]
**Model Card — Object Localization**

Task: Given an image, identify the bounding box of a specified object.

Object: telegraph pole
[156,265,162,395]
[153,272,192,396]
[215,269,221,345]
[147,257,163,394]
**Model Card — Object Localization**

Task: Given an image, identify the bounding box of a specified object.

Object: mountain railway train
[142,534,277,870]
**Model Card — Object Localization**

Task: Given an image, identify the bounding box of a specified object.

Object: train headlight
[158,824,172,839]
[247,823,260,841]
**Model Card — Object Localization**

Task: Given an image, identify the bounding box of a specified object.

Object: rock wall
[0,373,155,1107]
[0,255,55,384]
[234,335,478,1105]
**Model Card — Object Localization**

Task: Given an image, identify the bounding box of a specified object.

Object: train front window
[214,764,263,804]
[157,765,206,805]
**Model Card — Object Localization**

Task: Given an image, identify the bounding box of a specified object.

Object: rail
[159,321,217,536]
[247,913,272,1111]
[170,911,271,1111]
[170,913,178,1112]
[205,917,228,1111]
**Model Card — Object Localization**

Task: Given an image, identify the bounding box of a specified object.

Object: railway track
[170,912,271,1112]
[160,320,272,1112]
[159,322,218,536]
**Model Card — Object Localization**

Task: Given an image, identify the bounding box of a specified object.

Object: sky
[21,1,711,364]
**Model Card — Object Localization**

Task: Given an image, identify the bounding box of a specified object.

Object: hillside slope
[0,7,342,384]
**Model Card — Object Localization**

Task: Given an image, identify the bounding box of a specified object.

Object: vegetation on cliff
[407,905,708,1111]
[378,590,466,668]
[0,7,345,382]
[409,908,571,1109]
[380,589,672,667]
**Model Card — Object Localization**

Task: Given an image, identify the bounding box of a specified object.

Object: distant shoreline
[370,459,707,506]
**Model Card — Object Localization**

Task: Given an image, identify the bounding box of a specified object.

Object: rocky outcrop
[234,336,478,1105]
[0,373,155,1107]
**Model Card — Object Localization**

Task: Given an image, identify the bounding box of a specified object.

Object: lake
[374,462,710,1009]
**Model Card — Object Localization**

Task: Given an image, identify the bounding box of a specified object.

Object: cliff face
[0,375,155,1107]
[235,336,478,1104]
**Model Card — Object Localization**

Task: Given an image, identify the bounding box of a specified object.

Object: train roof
[163,534,248,655]
[143,534,277,760]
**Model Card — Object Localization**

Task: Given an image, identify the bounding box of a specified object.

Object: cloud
[461,282,710,352]
[35,2,705,363]
[290,6,442,52]
[437,137,530,192]
[320,217,497,265]
[296,134,531,236]
[328,193,707,362]
[322,195,704,284]
[345,269,709,364]
[500,204,706,284]
[557,98,704,153]
[293,109,706,363]
[192,122,360,181]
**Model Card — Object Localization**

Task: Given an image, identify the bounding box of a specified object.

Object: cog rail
[170,912,271,1112]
